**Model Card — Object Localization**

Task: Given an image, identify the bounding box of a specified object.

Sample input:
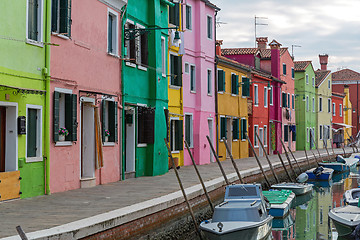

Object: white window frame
[184,62,190,74]
[306,74,309,85]
[26,104,43,162]
[312,97,315,112]
[283,63,286,76]
[291,67,294,79]
[190,64,196,93]
[185,4,192,30]
[26,0,44,46]
[264,87,268,108]
[319,97,323,112]
[137,103,148,147]
[125,19,136,68]
[287,93,290,108]
[306,95,309,111]
[333,102,336,116]
[102,98,116,146]
[170,117,180,153]
[319,125,323,140]
[270,87,273,106]
[231,72,238,96]
[312,77,315,87]
[328,98,331,113]
[254,84,259,106]
[169,51,181,89]
[207,69,212,96]
[263,125,267,147]
[107,8,119,57]
[254,125,259,147]
[307,127,309,142]
[328,78,331,89]
[207,15,213,39]
[161,36,166,77]
[340,104,343,117]
[292,94,295,110]
[136,23,147,71]
[54,87,73,146]
[184,113,194,148]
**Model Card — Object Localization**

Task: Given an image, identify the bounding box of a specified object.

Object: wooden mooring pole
[255,131,279,183]
[245,133,271,187]
[276,151,294,182]
[288,146,304,172]
[280,139,298,177]
[322,139,331,160]
[164,139,203,239]
[206,135,230,185]
[184,140,214,213]
[223,138,244,184]
[303,147,312,168]
[16,226,28,240]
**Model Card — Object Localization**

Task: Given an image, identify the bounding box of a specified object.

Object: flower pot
[59,135,65,141]
[105,136,109,142]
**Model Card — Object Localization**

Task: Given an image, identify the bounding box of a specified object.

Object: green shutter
[233,119,239,140]
[108,101,115,142]
[27,109,37,157]
[28,0,38,40]
[282,93,287,107]
[185,116,191,146]
[51,0,59,32]
[170,55,175,85]
[236,75,239,95]
[231,74,236,94]
[242,77,250,97]
[101,100,106,142]
[220,117,227,139]
[241,119,247,140]
[114,101,118,142]
[175,120,183,150]
[284,125,289,142]
[53,91,60,142]
[175,56,182,86]
[108,14,113,53]
[218,70,225,92]
[65,94,77,141]
[60,0,71,36]
[283,64,286,75]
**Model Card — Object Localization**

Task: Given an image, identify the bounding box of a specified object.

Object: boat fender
[217,222,223,232]
[351,223,360,240]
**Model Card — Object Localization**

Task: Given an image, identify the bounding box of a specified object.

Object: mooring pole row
[276,151,293,182]
[322,139,331,161]
[206,135,230,185]
[184,140,214,213]
[16,226,28,240]
[303,147,312,168]
[287,146,304,173]
[222,138,244,184]
[330,139,335,155]
[245,133,271,187]
[342,147,346,156]
[310,133,322,159]
[255,131,279,183]
[280,139,298,178]
[164,139,203,239]
[312,151,319,164]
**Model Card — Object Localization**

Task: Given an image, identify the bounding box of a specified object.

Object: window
[231,74,239,95]
[207,16,212,39]
[270,87,273,105]
[306,74,309,84]
[264,125,267,146]
[242,77,250,97]
[319,125,323,140]
[124,22,136,65]
[184,63,189,74]
[185,5,192,30]
[284,125,289,142]
[328,78,331,89]
[28,0,43,42]
[254,85,259,106]
[287,93,290,109]
[185,114,193,147]
[161,37,166,76]
[292,94,295,109]
[340,104,343,117]
[27,106,42,160]
[170,118,183,151]
[306,96,309,111]
[170,54,182,86]
[283,63,286,75]
[282,92,287,107]
[307,127,309,142]
[107,10,118,55]
[291,68,294,79]
[319,97,323,112]
[207,69,212,95]
[254,125,259,146]
[333,102,336,116]
[138,106,155,145]
[220,117,227,140]
[312,77,315,87]
[217,69,225,92]
[312,97,315,112]
[328,99,331,113]
[264,87,268,107]
[190,65,196,92]
[169,3,180,26]
[292,126,296,141]
[137,24,148,67]
[51,0,71,37]
[53,91,77,142]
[232,118,239,140]
[101,100,118,143]
[240,118,247,140]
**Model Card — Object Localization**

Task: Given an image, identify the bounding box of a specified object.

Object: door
[259,128,264,157]
[125,108,136,175]
[208,118,214,162]
[0,107,5,172]
[81,103,95,179]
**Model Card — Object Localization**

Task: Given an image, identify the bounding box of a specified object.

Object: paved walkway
[0,147,353,238]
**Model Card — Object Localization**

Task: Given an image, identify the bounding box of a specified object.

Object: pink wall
[49,0,121,193]
[223,54,255,68]
[182,0,216,165]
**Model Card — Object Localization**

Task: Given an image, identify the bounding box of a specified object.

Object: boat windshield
[227,186,258,198]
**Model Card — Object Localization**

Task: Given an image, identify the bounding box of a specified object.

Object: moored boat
[343,188,360,206]
[271,182,313,196]
[318,162,349,173]
[328,205,360,237]
[262,190,295,218]
[305,166,334,181]
[199,184,273,240]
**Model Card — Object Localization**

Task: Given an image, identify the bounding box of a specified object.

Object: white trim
[107,8,119,56]
[319,97,323,112]
[190,64,196,93]
[207,68,212,96]
[103,142,115,147]
[184,62,190,74]
[292,94,295,110]
[185,4,192,31]
[269,86,273,106]
[254,125,259,147]
[340,104,343,117]
[170,117,180,152]
[264,86,268,108]
[161,36,166,77]
[25,104,43,163]
[55,87,73,94]
[263,125,268,147]
[184,113,194,148]
[206,15,213,40]
[312,97,315,112]
[306,74,309,85]
[282,63,286,76]
[254,84,259,106]
[26,0,44,45]
[55,141,73,147]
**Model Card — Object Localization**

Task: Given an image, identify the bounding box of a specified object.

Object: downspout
[44,0,51,194]
[214,10,218,155]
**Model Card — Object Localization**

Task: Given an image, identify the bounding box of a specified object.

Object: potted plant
[58,127,69,141]
[104,130,110,142]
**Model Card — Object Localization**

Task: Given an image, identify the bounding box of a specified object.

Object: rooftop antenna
[216,16,227,28]
[255,15,268,47]
[291,45,301,58]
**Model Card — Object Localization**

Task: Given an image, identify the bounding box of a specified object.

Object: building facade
[332,92,345,148]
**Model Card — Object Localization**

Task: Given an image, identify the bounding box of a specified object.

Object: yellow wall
[344,87,352,144]
[217,61,249,160]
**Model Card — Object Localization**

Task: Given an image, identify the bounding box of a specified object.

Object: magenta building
[49,0,126,193]
[182,0,219,165]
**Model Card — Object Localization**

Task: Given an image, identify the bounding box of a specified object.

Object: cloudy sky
[211,0,360,72]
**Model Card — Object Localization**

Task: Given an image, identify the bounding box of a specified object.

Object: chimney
[319,54,329,70]
[256,37,268,50]
[216,40,223,56]
[269,39,282,79]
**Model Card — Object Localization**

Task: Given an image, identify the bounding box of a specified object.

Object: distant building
[332,92,345,148]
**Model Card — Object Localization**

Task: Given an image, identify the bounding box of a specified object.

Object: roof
[201,0,221,11]
[315,70,331,87]
[260,48,288,59]
[332,92,345,98]
[332,68,360,81]
[221,48,259,56]
[294,61,311,71]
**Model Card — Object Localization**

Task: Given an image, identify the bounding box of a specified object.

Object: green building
[122,0,172,178]
[0,0,51,200]
[294,61,317,150]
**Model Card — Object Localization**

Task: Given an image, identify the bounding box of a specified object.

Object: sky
[210,0,360,73]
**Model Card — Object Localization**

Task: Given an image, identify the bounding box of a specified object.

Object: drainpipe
[44,0,51,195]
[214,10,219,155]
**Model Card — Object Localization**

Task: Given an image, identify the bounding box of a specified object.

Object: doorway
[125,108,136,178]
[0,107,5,172]
[259,128,264,157]
[208,118,214,162]
[81,101,95,179]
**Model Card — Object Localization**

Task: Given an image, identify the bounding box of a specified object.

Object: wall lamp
[124,27,181,45]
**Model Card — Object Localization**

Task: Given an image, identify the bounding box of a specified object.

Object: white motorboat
[329,205,360,237]
[271,182,313,196]
[343,188,360,206]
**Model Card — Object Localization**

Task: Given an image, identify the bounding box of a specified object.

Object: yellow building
[343,85,352,145]
[217,55,249,160]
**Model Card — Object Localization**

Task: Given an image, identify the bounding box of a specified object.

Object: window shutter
[220,118,227,139]
[108,15,113,53]
[71,94,77,141]
[101,100,106,142]
[283,64,286,75]
[135,27,141,65]
[143,107,155,144]
[137,106,145,144]
[282,93,287,107]
[236,75,239,95]
[174,3,180,26]
[284,125,289,142]
[175,56,182,86]
[60,0,71,36]
[175,120,183,150]
[185,116,191,146]
[233,119,239,140]
[114,101,118,142]
[108,101,115,142]
[28,0,38,40]
[242,77,250,97]
[170,55,175,85]
[51,0,59,32]
[27,109,37,157]
[292,68,294,78]
[141,33,148,66]
[292,126,296,141]
[231,75,235,94]
[241,119,247,140]
[65,94,77,141]
[217,70,224,92]
[53,91,60,142]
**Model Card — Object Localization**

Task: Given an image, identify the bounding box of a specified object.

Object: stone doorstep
[0,151,337,240]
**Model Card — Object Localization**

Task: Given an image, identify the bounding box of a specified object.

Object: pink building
[182,0,219,165]
[49,0,126,193]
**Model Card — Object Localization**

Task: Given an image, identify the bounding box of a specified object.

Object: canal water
[272,168,360,240]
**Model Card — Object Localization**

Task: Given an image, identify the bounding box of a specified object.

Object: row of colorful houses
[0,0,357,201]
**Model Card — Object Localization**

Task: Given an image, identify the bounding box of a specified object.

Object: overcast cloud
[211,0,360,72]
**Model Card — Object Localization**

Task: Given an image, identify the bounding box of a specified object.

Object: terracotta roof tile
[221,48,259,56]
[294,61,311,71]
[315,70,331,87]
[260,48,288,58]
[332,69,360,81]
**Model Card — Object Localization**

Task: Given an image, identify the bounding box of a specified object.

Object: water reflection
[271,168,359,240]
